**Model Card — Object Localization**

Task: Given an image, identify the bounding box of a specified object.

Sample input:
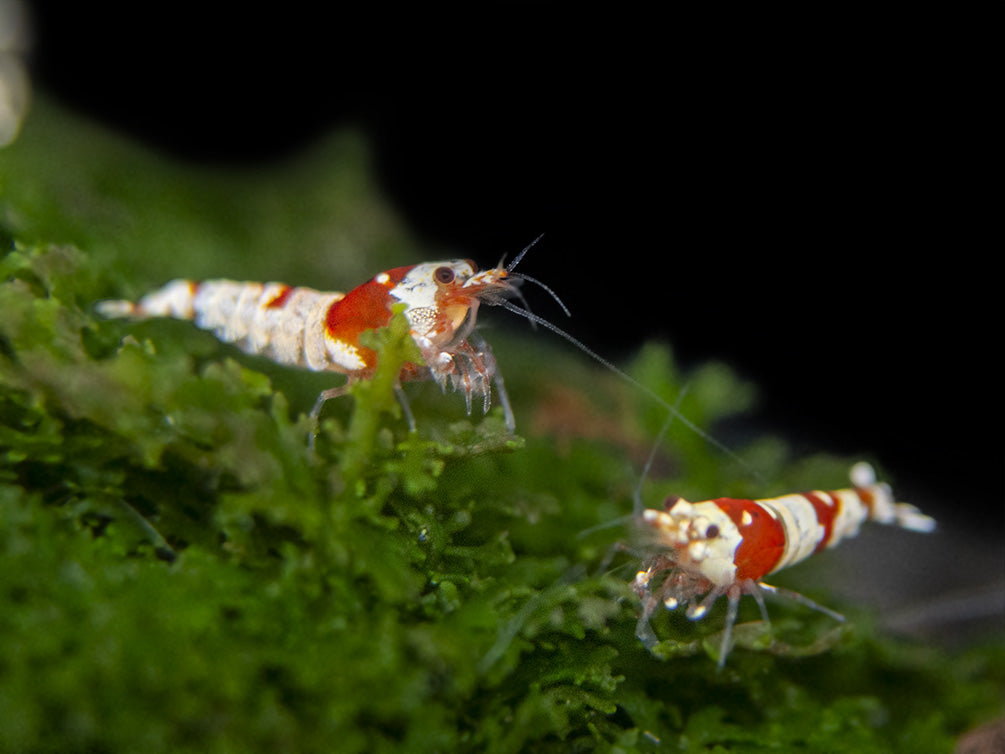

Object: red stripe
[265,285,293,308]
[856,487,875,517]
[804,492,839,552]
[714,498,786,581]
[324,275,404,372]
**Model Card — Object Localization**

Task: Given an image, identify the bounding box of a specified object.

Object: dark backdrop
[22,5,1000,525]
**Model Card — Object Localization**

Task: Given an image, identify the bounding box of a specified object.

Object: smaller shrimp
[632,462,936,668]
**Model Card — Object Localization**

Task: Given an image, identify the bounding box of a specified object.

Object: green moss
[1,99,1002,753]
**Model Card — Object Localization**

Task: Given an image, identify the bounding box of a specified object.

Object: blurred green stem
[338,305,422,496]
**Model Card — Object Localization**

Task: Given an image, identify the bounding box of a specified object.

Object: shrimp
[97,258,528,432]
[632,462,936,667]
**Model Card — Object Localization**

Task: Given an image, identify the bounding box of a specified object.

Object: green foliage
[1,100,1002,752]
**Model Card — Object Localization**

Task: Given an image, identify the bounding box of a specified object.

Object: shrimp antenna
[577,401,690,566]
[495,298,760,479]
[505,233,546,273]
[577,387,690,549]
[486,234,570,331]
[508,272,572,318]
[485,233,571,329]
[633,384,689,517]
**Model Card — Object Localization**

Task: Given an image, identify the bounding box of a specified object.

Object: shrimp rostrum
[632,462,936,667]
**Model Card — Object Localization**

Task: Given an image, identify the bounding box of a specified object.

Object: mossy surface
[1,98,1002,753]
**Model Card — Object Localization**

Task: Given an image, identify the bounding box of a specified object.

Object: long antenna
[634,385,689,516]
[493,235,760,479]
[496,299,757,478]
[505,233,546,273]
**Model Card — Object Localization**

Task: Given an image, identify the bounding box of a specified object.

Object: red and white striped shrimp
[632,462,936,667]
[97,258,528,431]
[96,233,757,465]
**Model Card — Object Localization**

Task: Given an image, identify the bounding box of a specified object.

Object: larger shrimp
[632,462,936,667]
[97,258,527,431]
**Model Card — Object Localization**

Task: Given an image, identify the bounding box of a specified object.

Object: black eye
[434,266,455,284]
[705,524,720,539]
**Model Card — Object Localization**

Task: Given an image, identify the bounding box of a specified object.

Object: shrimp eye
[434,266,456,284]
[705,524,720,539]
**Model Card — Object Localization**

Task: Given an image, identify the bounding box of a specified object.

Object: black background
[19,5,1001,525]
